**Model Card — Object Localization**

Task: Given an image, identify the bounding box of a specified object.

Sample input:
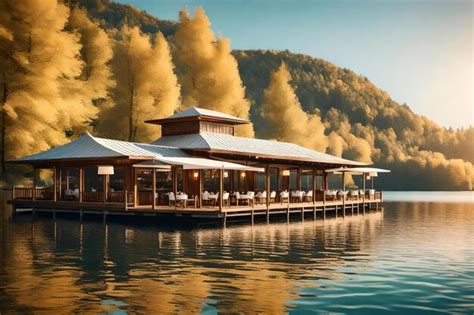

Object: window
[269,168,278,191]
[204,169,219,192]
[84,166,103,192]
[110,167,125,192]
[156,171,172,190]
[255,172,266,191]
[289,169,298,191]
[301,170,313,191]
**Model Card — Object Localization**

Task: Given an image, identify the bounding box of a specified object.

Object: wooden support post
[223,212,227,227]
[102,174,107,204]
[79,167,83,203]
[266,165,270,223]
[32,167,36,201]
[152,168,156,210]
[134,168,139,208]
[53,167,57,202]
[198,169,203,208]
[323,184,326,220]
[342,172,346,218]
[79,208,83,222]
[301,206,304,222]
[362,174,366,215]
[219,168,223,212]
[297,167,301,191]
[103,211,107,225]
[124,190,128,211]
[312,169,316,220]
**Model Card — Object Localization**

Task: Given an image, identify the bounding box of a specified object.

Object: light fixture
[366,175,371,180]
[98,165,114,175]
[369,172,378,177]
[193,171,199,179]
[224,171,229,178]
[282,170,290,177]
[240,171,246,178]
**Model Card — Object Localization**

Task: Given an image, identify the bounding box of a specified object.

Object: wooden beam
[32,167,36,201]
[53,167,57,202]
[219,168,223,212]
[79,167,83,203]
[198,169,203,208]
[152,168,156,210]
[134,168,138,208]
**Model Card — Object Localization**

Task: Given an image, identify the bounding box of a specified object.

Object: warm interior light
[366,175,371,180]
[193,171,199,179]
[282,170,290,176]
[224,171,229,178]
[98,165,114,175]
[240,171,246,178]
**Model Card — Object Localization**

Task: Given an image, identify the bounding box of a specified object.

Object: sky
[117,0,473,129]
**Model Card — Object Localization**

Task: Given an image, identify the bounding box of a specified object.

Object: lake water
[0,192,473,313]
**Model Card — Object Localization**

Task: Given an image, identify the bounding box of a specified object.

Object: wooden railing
[12,187,53,200]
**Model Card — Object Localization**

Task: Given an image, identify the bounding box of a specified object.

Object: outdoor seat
[223,192,230,207]
[280,191,289,204]
[305,190,313,202]
[168,192,176,206]
[270,191,276,203]
[256,191,266,204]
[202,191,211,206]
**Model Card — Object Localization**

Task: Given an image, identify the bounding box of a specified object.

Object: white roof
[15,133,264,171]
[152,132,365,166]
[158,107,248,123]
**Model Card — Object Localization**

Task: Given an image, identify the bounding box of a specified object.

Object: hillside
[23,0,474,190]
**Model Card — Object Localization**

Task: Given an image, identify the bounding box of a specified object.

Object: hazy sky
[117,0,473,129]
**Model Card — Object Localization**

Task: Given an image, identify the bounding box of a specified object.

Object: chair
[168,192,176,206]
[368,189,375,200]
[350,190,359,200]
[247,191,255,206]
[305,190,313,202]
[270,191,276,203]
[280,191,289,204]
[223,192,230,207]
[257,191,267,204]
[202,191,210,206]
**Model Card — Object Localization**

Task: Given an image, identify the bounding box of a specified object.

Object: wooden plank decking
[10,197,383,222]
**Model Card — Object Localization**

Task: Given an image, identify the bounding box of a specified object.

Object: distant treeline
[0,0,472,191]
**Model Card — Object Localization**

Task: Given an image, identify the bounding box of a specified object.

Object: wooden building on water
[8,107,389,223]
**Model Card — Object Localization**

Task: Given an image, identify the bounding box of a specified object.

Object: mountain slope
[70,0,474,190]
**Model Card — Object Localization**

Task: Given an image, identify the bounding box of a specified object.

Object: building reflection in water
[0,208,388,314]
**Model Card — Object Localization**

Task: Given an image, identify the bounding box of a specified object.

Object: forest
[0,0,472,190]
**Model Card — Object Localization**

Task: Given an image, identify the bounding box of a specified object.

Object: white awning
[133,160,171,170]
[326,167,391,175]
[135,156,265,172]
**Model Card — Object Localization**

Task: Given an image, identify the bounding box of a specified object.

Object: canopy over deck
[326,167,391,175]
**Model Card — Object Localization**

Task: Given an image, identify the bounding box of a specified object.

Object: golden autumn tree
[261,64,328,152]
[0,0,99,174]
[66,7,115,134]
[96,27,180,142]
[172,8,254,137]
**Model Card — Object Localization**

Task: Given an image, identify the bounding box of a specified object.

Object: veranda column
[342,171,346,217]
[312,169,316,204]
[265,165,270,207]
[79,167,83,203]
[32,167,36,200]
[133,167,138,208]
[198,169,203,208]
[219,168,223,212]
[53,167,57,202]
[362,173,366,214]
[152,168,156,210]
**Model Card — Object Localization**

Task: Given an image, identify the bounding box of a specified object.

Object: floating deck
[11,198,383,224]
